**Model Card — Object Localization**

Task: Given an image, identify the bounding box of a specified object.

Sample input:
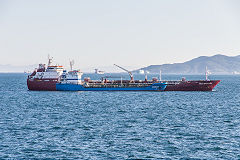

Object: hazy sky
[0,0,240,70]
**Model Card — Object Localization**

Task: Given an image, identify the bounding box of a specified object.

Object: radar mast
[48,54,53,66]
[70,60,75,71]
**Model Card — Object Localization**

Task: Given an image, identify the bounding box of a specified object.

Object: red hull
[27,79,57,91]
[164,80,220,91]
[27,79,220,91]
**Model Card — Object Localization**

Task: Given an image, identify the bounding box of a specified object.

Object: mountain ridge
[1,54,240,74]
[134,54,240,74]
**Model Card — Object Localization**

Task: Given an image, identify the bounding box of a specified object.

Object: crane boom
[114,64,134,81]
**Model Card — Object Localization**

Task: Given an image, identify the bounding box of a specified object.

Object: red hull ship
[163,80,220,91]
[27,57,64,91]
[27,79,57,91]
[27,58,220,91]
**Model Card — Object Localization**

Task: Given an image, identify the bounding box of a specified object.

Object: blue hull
[56,83,166,91]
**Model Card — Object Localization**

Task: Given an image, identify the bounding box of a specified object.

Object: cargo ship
[27,58,166,91]
[27,57,63,91]
[27,57,220,91]
[94,69,105,75]
[162,79,220,91]
[158,67,220,91]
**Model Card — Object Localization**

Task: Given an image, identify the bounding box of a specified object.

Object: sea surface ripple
[0,73,240,159]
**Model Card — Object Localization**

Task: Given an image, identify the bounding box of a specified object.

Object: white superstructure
[60,70,83,84]
[29,64,64,80]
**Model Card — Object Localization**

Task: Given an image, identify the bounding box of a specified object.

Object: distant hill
[1,54,240,74]
[134,54,240,74]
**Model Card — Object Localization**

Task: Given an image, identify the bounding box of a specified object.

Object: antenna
[159,69,162,81]
[70,60,74,71]
[205,66,210,81]
[145,74,148,81]
[114,64,134,81]
[48,54,53,66]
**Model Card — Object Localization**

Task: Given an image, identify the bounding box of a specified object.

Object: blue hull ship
[55,64,166,91]
[27,59,166,92]
[56,82,167,91]
[27,58,220,92]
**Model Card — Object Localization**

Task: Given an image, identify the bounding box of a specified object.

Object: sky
[0,0,240,71]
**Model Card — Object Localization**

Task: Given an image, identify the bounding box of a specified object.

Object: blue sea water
[0,73,240,159]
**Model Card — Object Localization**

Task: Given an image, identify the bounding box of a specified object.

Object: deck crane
[114,64,134,82]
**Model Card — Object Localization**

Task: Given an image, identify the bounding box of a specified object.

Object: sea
[0,73,240,159]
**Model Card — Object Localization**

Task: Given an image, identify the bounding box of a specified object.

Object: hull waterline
[164,80,220,91]
[26,58,221,92]
[27,79,220,92]
[55,83,166,91]
[27,79,57,91]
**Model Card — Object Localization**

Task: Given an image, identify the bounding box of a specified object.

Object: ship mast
[159,69,162,81]
[70,60,74,71]
[114,64,134,82]
[205,66,209,81]
[144,73,147,81]
[48,55,53,66]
